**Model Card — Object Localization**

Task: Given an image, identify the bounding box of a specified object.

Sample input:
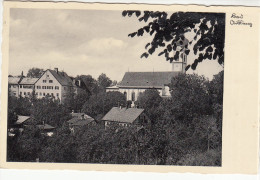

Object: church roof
[119,71,179,88]
[102,107,144,123]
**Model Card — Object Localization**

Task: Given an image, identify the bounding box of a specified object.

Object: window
[43,93,45,96]
[124,92,127,99]
[49,80,53,83]
[51,93,53,96]
[20,85,22,88]
[55,86,59,90]
[131,92,135,101]
[47,75,49,77]
[24,92,26,95]
[27,92,30,95]
[20,92,22,96]
[56,93,59,97]
[42,86,46,89]
[37,86,41,89]
[43,80,47,83]
[40,92,42,96]
[47,93,49,96]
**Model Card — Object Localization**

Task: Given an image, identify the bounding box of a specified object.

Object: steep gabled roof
[102,107,144,123]
[119,71,179,88]
[20,78,38,85]
[48,69,75,86]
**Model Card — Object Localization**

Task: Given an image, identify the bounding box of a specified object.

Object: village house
[19,77,39,98]
[67,112,95,133]
[34,68,79,103]
[8,76,22,97]
[101,107,150,129]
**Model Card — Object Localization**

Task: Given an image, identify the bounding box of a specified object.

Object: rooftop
[102,107,144,123]
[8,77,21,84]
[48,69,75,87]
[119,71,180,88]
[20,78,38,85]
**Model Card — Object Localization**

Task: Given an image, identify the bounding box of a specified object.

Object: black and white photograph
[6,7,225,166]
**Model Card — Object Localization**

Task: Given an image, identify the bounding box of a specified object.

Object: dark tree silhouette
[27,68,44,78]
[122,11,225,70]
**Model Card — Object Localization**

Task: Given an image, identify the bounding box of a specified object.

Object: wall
[34,70,62,102]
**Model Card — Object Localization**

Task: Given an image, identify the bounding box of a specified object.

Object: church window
[131,92,135,101]
[124,92,127,99]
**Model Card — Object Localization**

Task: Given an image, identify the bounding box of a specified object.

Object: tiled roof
[102,107,144,123]
[37,124,55,130]
[48,69,75,86]
[68,113,94,126]
[8,77,21,84]
[15,115,30,124]
[119,72,179,88]
[20,78,38,85]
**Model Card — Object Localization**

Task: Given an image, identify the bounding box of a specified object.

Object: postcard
[0,1,259,174]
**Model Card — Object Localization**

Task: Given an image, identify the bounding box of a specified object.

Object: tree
[97,73,112,92]
[26,68,44,78]
[135,89,162,122]
[169,73,212,122]
[76,75,98,95]
[82,91,126,118]
[122,11,225,70]
[31,96,70,127]
[208,70,224,132]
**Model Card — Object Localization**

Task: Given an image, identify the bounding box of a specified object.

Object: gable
[35,70,61,86]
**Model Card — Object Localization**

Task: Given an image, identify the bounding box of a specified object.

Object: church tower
[171,37,188,73]
[171,53,187,73]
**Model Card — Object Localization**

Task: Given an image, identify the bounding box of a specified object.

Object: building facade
[101,107,150,129]
[8,68,80,103]
[106,41,187,103]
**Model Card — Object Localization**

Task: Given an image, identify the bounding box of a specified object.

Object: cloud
[85,37,127,54]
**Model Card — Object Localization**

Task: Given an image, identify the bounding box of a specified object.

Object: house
[36,123,55,136]
[67,113,95,133]
[101,107,150,128]
[19,77,38,98]
[34,68,79,103]
[8,77,22,97]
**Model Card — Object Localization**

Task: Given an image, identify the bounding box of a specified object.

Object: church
[106,50,187,102]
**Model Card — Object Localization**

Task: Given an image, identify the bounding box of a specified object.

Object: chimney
[54,68,58,73]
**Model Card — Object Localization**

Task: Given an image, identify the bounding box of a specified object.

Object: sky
[9,8,223,81]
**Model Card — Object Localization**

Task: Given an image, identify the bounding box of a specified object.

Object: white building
[106,38,188,102]
[19,77,38,98]
[8,68,80,104]
[34,68,78,103]
[8,77,22,97]
[106,52,187,102]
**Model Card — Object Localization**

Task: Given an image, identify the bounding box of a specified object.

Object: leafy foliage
[136,89,163,123]
[26,68,44,78]
[169,73,212,122]
[82,91,126,118]
[31,96,70,127]
[97,73,113,92]
[122,11,225,70]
